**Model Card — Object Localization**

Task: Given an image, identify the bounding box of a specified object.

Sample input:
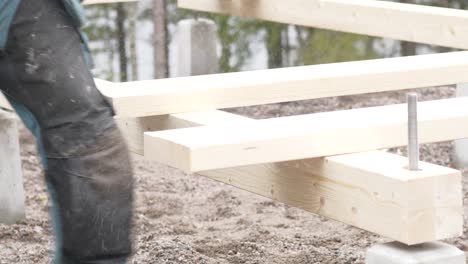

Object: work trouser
[0,0,134,263]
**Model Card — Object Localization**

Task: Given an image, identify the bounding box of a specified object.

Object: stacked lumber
[94,0,468,246]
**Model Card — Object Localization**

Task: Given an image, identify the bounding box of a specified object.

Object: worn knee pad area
[47,127,134,188]
[46,127,134,261]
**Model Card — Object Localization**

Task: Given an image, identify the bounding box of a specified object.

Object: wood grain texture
[178,0,468,49]
[201,152,462,245]
[102,51,468,117]
[147,110,462,245]
[145,97,468,172]
[116,110,252,155]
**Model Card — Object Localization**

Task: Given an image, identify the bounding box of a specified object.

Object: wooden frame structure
[107,0,468,246]
[0,0,465,248]
[125,109,462,245]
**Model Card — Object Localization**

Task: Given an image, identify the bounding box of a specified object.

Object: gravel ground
[1,86,467,263]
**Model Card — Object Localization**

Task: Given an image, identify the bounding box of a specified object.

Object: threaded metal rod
[407,93,419,171]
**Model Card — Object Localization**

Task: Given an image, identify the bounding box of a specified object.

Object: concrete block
[0,109,25,224]
[454,83,468,169]
[366,241,466,264]
[176,18,219,77]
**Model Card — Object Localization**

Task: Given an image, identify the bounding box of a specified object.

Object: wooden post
[153,0,168,79]
[0,109,25,224]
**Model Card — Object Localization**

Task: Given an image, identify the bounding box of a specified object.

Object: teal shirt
[0,0,21,49]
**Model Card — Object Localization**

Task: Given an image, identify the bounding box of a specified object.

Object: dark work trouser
[0,0,134,263]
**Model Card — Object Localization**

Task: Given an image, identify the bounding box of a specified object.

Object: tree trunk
[217,17,232,72]
[104,6,115,81]
[116,3,128,82]
[282,26,290,67]
[400,0,417,56]
[266,24,283,69]
[153,0,168,79]
[129,4,139,81]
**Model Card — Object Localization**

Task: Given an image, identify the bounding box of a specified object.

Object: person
[0,0,134,263]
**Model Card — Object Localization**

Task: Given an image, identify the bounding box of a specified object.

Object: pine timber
[101,51,468,117]
[116,111,252,155]
[145,97,468,172]
[145,109,462,245]
[203,152,462,245]
[178,0,468,49]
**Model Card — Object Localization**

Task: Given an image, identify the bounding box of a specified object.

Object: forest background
[83,0,467,81]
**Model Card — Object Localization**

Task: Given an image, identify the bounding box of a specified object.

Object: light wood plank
[116,110,251,155]
[145,97,468,172]
[202,152,462,245]
[102,51,468,117]
[154,110,462,245]
[179,0,468,49]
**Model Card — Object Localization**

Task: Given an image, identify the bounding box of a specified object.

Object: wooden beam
[145,97,468,172]
[202,152,462,245]
[101,51,468,117]
[116,111,251,155]
[178,0,468,49]
[148,110,462,245]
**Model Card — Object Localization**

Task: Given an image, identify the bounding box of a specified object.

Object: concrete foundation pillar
[176,18,218,77]
[0,109,25,224]
[366,241,466,264]
[453,83,468,169]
